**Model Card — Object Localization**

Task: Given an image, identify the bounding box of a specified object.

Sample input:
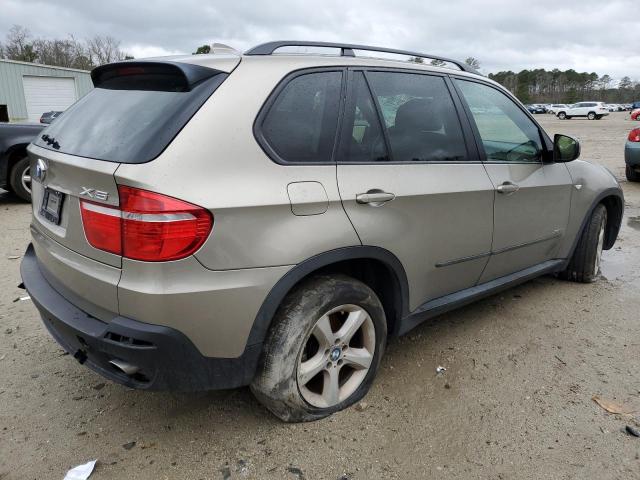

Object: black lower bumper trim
[20,244,261,391]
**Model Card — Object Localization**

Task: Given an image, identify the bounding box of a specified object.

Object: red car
[632,109,640,121]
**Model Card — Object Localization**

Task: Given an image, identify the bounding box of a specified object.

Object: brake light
[80,186,213,261]
[629,128,640,143]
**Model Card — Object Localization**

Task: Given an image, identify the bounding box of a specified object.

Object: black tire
[559,204,607,283]
[595,115,603,120]
[587,112,596,120]
[626,165,640,182]
[9,156,31,202]
[557,112,566,119]
[251,274,387,422]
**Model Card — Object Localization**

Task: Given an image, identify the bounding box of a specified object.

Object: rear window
[34,63,227,163]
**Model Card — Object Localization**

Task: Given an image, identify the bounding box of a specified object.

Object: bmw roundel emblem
[34,158,47,183]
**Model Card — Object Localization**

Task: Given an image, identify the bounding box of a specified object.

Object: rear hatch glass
[33,62,228,163]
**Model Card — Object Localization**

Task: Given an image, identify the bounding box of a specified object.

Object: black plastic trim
[245,41,478,73]
[398,259,565,335]
[21,244,260,391]
[564,187,624,262]
[247,246,410,345]
[91,61,220,90]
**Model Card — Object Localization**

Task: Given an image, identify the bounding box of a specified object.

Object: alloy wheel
[594,218,605,276]
[20,165,31,194]
[297,304,376,408]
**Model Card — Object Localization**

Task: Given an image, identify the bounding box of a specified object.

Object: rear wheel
[587,112,596,120]
[9,156,31,202]
[559,204,607,283]
[626,165,640,182]
[251,275,387,422]
[558,112,567,119]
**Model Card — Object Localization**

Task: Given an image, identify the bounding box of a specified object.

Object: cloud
[0,0,637,79]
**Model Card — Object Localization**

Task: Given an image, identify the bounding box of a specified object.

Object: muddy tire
[626,165,640,182]
[559,204,607,283]
[251,274,387,422]
[9,156,31,202]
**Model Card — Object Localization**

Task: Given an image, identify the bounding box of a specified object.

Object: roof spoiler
[91,61,220,90]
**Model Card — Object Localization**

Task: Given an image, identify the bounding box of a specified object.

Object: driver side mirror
[554,134,580,162]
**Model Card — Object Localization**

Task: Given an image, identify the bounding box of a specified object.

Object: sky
[1,0,638,81]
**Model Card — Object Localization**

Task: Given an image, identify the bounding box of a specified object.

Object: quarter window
[261,71,342,163]
[365,72,467,162]
[456,80,543,163]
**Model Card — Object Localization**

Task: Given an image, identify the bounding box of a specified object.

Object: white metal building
[0,59,93,123]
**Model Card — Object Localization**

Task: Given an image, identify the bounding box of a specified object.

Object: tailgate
[28,144,122,268]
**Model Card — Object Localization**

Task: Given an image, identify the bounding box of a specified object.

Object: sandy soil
[1,112,640,479]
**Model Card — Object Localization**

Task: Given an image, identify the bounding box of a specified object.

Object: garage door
[22,76,77,122]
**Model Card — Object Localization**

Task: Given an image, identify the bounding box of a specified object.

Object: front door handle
[496,182,520,195]
[356,190,396,205]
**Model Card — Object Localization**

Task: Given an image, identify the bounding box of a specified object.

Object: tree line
[488,69,640,104]
[0,25,131,70]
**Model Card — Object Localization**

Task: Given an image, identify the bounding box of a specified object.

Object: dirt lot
[1,112,640,479]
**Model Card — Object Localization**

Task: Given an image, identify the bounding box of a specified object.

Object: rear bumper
[20,244,261,391]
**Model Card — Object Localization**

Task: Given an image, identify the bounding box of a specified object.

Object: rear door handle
[496,182,520,195]
[356,190,396,205]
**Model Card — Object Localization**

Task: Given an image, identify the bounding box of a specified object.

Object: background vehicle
[20,41,623,422]
[0,123,43,201]
[631,109,640,121]
[527,104,546,114]
[556,102,609,120]
[548,104,568,114]
[39,111,63,124]
[626,127,640,181]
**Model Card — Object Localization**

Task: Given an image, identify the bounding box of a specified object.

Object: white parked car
[548,104,568,114]
[556,102,609,120]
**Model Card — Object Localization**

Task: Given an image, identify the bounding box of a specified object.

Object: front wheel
[9,156,31,202]
[557,112,567,119]
[559,204,607,283]
[251,275,387,422]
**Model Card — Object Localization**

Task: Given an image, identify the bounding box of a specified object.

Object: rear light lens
[80,186,213,261]
[629,128,640,143]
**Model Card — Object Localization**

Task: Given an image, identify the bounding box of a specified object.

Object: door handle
[496,182,520,195]
[356,190,396,205]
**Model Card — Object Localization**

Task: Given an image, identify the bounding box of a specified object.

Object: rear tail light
[629,128,640,143]
[80,186,213,261]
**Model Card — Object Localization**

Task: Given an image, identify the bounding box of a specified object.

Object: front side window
[365,72,467,162]
[456,80,543,163]
[261,71,342,163]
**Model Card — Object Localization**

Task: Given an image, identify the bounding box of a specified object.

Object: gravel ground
[1,112,640,479]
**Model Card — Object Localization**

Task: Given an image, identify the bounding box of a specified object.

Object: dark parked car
[526,104,546,114]
[39,111,63,124]
[626,127,640,182]
[0,123,45,201]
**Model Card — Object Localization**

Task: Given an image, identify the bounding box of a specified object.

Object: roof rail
[245,41,477,73]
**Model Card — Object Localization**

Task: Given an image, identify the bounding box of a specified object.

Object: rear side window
[33,63,227,163]
[259,71,342,163]
[366,71,467,162]
[342,72,390,162]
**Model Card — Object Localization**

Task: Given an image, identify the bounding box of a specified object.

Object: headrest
[394,98,443,132]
